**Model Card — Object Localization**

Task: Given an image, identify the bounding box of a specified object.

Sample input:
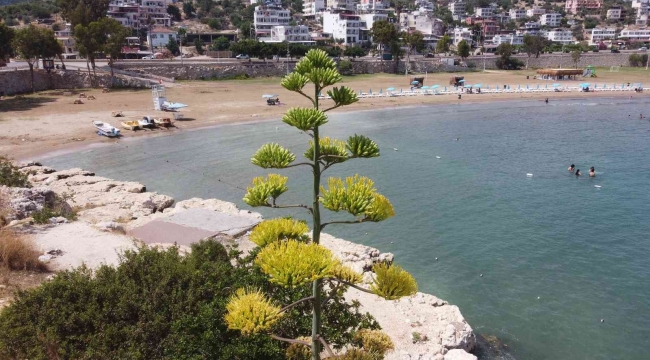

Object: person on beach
[545,98,549,104]
[458,94,462,100]
[575,169,581,176]
[568,164,575,172]
[589,167,595,177]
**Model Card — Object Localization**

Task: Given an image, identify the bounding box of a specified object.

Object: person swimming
[545,98,549,104]
[589,167,595,177]
[568,164,575,172]
[575,169,581,176]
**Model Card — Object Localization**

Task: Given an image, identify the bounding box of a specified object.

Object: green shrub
[0,240,378,359]
[31,193,76,224]
[0,156,30,188]
[339,59,353,75]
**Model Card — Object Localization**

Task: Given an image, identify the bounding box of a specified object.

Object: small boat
[121,120,140,131]
[138,116,155,128]
[93,121,120,137]
[153,117,173,127]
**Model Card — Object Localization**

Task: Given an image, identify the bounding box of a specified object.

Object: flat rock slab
[155,208,260,237]
[128,208,260,245]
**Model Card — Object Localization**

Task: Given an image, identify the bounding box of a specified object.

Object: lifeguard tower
[152,85,167,111]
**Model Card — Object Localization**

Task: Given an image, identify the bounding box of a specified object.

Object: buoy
[537,296,541,300]
[435,257,438,261]
[436,156,441,159]
[600,319,604,323]
[480,274,483,277]
[393,148,398,151]
[527,173,533,177]
[595,185,602,188]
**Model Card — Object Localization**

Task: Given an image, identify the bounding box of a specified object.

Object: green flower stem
[267,203,313,214]
[332,279,376,295]
[312,85,323,360]
[317,335,336,358]
[320,218,371,230]
[270,334,311,346]
[280,295,315,313]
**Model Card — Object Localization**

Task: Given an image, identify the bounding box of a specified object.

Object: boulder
[95,221,125,233]
[3,186,56,220]
[443,349,477,360]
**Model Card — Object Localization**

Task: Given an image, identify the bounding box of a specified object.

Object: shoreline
[4,163,478,359]
[15,90,644,162]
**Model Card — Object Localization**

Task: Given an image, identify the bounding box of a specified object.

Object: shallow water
[45,98,650,359]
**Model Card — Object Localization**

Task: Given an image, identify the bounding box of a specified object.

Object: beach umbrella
[359,90,363,95]
[507,85,511,89]
[517,84,521,89]
[411,81,419,85]
[459,79,465,83]
[386,87,395,91]
[369,89,372,94]
[526,85,529,89]
[379,88,383,94]
[536,84,540,89]
[431,85,440,89]
[474,84,482,88]
[421,86,430,89]
[262,94,278,98]
[444,86,447,91]
[464,84,472,88]
[486,85,490,89]
[552,83,561,87]
[545,84,548,89]
[579,83,590,88]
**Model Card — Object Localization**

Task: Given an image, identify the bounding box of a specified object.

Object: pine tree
[225,49,418,359]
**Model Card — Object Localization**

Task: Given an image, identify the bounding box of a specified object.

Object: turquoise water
[44,98,650,359]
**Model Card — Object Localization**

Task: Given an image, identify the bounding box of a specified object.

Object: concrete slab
[157,208,260,237]
[128,220,216,246]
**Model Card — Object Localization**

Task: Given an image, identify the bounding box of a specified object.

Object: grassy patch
[0,229,47,272]
[31,193,77,224]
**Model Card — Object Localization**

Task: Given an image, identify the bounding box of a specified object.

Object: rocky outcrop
[0,186,56,221]
[14,163,476,359]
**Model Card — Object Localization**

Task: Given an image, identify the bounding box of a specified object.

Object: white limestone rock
[443,349,477,360]
[2,186,56,220]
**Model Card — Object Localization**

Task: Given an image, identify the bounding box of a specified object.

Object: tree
[436,34,451,54]
[101,18,130,85]
[522,34,546,68]
[182,1,195,18]
[370,20,398,63]
[12,25,62,93]
[495,42,524,70]
[239,20,252,39]
[207,18,221,30]
[572,24,584,41]
[210,36,230,51]
[226,49,418,360]
[167,37,180,55]
[0,22,15,61]
[167,4,181,21]
[57,0,110,27]
[402,30,426,63]
[74,21,105,84]
[177,27,186,46]
[457,39,470,60]
[343,45,366,58]
[194,38,204,55]
[572,49,582,68]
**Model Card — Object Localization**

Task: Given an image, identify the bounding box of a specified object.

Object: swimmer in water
[589,167,595,177]
[545,98,549,104]
[575,169,581,176]
[641,114,644,119]
[568,164,575,172]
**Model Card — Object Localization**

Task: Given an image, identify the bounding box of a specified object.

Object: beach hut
[536,68,583,81]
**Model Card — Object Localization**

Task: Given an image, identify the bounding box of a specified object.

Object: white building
[526,7,546,17]
[254,4,291,36]
[638,14,650,25]
[475,7,493,17]
[259,25,315,44]
[323,11,362,44]
[416,0,434,12]
[401,11,444,37]
[357,0,385,11]
[607,7,622,20]
[522,21,541,35]
[106,0,171,29]
[326,0,357,11]
[452,27,473,46]
[619,28,650,41]
[540,13,562,27]
[449,1,466,21]
[147,27,178,49]
[55,24,78,59]
[590,27,616,45]
[358,12,388,32]
[492,33,524,45]
[631,0,649,9]
[303,0,325,16]
[545,28,573,44]
[509,8,527,21]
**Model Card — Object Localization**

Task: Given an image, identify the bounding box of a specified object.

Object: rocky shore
[3,162,477,360]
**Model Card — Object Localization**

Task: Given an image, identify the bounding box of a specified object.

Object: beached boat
[154,117,172,127]
[121,120,140,131]
[139,116,155,128]
[93,121,120,137]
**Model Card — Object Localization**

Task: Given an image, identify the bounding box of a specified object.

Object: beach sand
[1,69,647,160]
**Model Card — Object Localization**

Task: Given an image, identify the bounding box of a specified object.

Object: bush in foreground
[0,156,30,188]
[0,239,378,359]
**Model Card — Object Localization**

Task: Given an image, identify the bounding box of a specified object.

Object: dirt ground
[0,268,52,310]
[1,69,649,160]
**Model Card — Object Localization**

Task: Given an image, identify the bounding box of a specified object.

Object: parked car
[425,52,435,58]
[141,55,154,60]
[236,54,250,59]
[640,47,648,51]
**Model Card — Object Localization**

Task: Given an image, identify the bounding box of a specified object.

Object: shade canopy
[386,87,395,91]
[162,101,188,109]
[262,94,278,98]
[473,84,482,88]
[411,81,420,85]
[552,83,561,87]
[431,85,440,89]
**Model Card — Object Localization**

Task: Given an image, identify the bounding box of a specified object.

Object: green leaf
[293,49,341,89]
[251,143,296,169]
[282,107,328,131]
[327,86,359,108]
[280,72,310,92]
[347,134,380,158]
[364,193,395,222]
[250,218,310,247]
[370,263,418,300]
[304,136,348,164]
[255,240,339,287]
[243,174,288,207]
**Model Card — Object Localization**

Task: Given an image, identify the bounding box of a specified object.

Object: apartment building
[416,0,434,12]
[452,27,473,46]
[401,11,444,37]
[475,7,493,17]
[147,27,178,49]
[509,8,526,21]
[357,0,386,11]
[54,24,78,59]
[258,25,315,44]
[492,33,524,45]
[545,28,573,44]
[607,7,622,20]
[589,27,616,45]
[619,28,650,41]
[303,0,325,17]
[326,0,357,11]
[522,21,541,36]
[254,4,291,36]
[565,0,603,15]
[466,17,497,40]
[526,7,546,17]
[323,11,362,44]
[106,0,171,29]
[540,13,562,27]
[449,1,466,21]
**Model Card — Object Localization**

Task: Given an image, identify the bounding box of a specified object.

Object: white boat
[139,116,155,128]
[93,121,120,137]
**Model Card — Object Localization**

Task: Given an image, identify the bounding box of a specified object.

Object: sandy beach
[1,69,648,160]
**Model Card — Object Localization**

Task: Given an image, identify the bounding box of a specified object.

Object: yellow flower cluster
[250,218,309,247]
[225,288,283,335]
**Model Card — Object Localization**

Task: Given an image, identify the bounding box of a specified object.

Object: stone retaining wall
[0,69,153,96]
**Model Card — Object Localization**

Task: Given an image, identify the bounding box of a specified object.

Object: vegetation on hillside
[0,0,59,26]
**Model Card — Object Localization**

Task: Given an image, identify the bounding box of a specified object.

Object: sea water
[44,98,650,359]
